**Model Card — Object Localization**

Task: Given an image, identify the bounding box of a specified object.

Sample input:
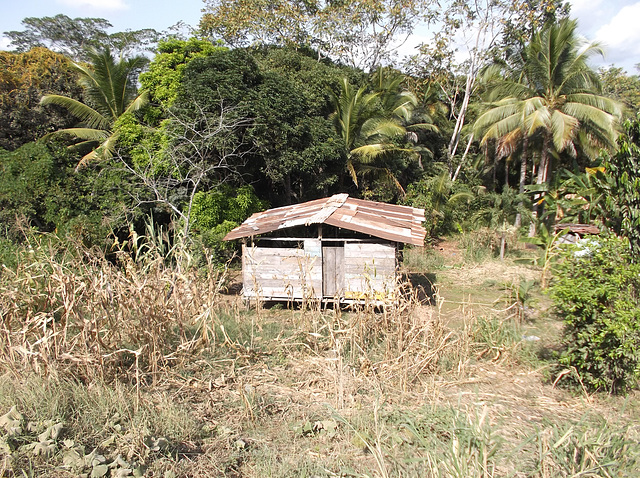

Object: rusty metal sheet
[223,194,426,246]
[553,223,600,235]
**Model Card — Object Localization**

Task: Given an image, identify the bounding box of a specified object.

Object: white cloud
[595,3,640,48]
[594,2,640,67]
[56,0,129,11]
[570,0,604,16]
[0,37,11,51]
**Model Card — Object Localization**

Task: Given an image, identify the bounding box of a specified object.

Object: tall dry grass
[0,229,227,386]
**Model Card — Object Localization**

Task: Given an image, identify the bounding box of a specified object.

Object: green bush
[551,235,640,393]
[191,185,267,263]
[404,171,475,238]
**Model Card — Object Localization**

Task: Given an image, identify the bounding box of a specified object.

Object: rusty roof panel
[223,194,426,246]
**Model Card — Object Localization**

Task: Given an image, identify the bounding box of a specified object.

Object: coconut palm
[331,77,406,190]
[331,72,437,194]
[473,19,622,233]
[40,47,149,168]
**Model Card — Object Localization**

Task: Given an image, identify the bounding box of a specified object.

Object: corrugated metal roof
[553,223,600,235]
[223,194,426,246]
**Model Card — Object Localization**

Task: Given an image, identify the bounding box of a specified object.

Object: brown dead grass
[1,236,638,477]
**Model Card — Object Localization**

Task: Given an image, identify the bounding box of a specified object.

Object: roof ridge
[304,193,349,226]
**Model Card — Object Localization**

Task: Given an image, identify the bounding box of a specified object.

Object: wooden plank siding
[242,240,398,302]
[343,242,397,299]
[242,241,322,300]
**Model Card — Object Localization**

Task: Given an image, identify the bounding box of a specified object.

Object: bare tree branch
[116,104,253,240]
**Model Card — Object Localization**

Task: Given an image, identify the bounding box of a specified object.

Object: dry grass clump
[0,230,226,385]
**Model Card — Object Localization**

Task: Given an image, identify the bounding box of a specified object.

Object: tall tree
[40,48,149,168]
[473,19,622,233]
[0,48,83,150]
[200,0,438,71]
[403,0,569,178]
[600,114,640,259]
[4,14,159,61]
[599,66,640,116]
[330,69,434,196]
[330,77,406,192]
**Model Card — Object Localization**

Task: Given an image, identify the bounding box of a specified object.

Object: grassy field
[0,234,639,477]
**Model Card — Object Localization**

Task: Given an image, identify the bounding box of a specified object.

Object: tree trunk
[514,135,529,228]
[284,172,293,205]
[490,141,497,192]
[451,132,474,183]
[504,159,510,189]
[529,134,550,237]
[447,57,477,178]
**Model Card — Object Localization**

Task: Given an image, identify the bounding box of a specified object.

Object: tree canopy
[4,14,160,60]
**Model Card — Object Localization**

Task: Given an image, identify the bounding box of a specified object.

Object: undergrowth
[0,231,638,476]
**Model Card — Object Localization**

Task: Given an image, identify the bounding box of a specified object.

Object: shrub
[403,169,475,238]
[551,235,640,393]
[191,185,267,263]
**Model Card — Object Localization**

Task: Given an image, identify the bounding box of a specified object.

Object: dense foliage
[551,236,640,393]
[600,114,640,259]
[0,142,135,245]
[0,48,82,150]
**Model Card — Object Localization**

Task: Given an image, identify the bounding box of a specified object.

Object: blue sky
[0,0,638,72]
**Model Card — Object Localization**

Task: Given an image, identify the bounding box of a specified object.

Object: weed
[402,246,446,271]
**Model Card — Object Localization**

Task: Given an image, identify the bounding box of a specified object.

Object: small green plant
[460,228,495,263]
[520,223,568,289]
[498,277,537,321]
[551,235,640,393]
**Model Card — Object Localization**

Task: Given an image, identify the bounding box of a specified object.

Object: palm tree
[331,77,406,191]
[331,71,437,194]
[473,19,622,233]
[40,47,149,168]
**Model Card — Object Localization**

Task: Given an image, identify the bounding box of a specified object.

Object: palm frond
[40,95,110,130]
[124,90,150,114]
[524,108,551,136]
[75,134,118,170]
[550,110,579,151]
[41,127,110,141]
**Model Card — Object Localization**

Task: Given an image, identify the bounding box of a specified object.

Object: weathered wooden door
[322,245,344,297]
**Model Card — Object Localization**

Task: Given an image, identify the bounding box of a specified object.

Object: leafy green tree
[0,142,134,245]
[40,48,149,167]
[171,46,352,205]
[4,14,160,60]
[599,114,640,259]
[473,19,622,234]
[599,66,640,116]
[191,185,268,262]
[200,0,438,70]
[138,38,223,109]
[0,48,83,150]
[331,76,416,195]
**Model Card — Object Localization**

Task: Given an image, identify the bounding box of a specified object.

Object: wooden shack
[223,194,426,303]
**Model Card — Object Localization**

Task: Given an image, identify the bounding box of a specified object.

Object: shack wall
[242,239,322,300]
[343,242,397,299]
[241,239,398,301]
